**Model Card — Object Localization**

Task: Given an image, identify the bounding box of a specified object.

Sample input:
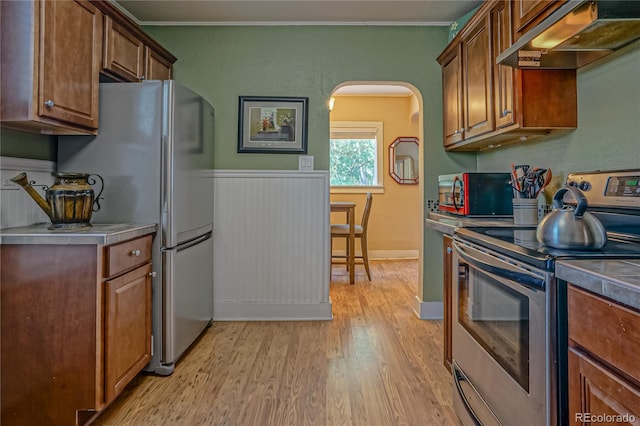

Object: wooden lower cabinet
[568,348,640,425]
[567,285,640,425]
[443,235,453,372]
[104,263,152,404]
[0,234,153,426]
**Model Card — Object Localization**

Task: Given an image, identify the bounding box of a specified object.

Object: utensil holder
[513,198,538,225]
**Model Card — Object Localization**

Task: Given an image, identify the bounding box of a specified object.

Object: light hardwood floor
[93,259,458,426]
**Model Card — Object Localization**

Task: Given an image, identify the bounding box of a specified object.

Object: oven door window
[458,264,530,391]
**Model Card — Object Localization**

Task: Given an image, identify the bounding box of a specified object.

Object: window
[330,121,383,193]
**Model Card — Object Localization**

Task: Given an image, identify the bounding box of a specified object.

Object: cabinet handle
[149,271,157,277]
[140,75,145,81]
[453,130,459,135]
[130,249,141,256]
[44,100,55,107]
[503,109,512,115]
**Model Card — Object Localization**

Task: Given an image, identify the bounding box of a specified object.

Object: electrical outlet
[1,179,20,190]
[298,155,314,170]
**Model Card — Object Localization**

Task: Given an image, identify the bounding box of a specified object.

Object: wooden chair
[331,193,373,281]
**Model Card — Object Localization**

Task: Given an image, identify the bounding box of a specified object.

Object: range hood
[497,0,640,69]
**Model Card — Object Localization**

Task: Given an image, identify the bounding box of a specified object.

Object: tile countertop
[556,259,640,312]
[0,223,157,246]
[425,211,515,235]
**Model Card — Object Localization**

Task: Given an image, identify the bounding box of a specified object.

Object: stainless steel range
[450,169,640,426]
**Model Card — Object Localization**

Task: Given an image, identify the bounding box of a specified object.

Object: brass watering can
[11,172,104,230]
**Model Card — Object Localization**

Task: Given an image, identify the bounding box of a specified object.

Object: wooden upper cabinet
[441,46,464,146]
[1,0,101,134]
[100,6,176,82]
[492,0,515,129]
[103,16,145,82]
[145,47,174,80]
[436,0,576,151]
[513,0,566,40]
[462,14,493,139]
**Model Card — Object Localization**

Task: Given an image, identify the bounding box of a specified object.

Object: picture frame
[238,96,308,154]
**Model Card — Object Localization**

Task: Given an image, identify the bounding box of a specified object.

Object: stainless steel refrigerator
[58,80,215,375]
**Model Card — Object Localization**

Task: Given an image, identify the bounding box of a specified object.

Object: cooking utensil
[536,185,607,250]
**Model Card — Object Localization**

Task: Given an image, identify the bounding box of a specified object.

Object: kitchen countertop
[556,259,640,311]
[0,223,157,245]
[425,211,515,235]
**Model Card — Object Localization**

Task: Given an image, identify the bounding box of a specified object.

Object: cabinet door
[492,1,515,129]
[513,1,565,38]
[104,263,152,404]
[441,45,464,146]
[40,0,101,130]
[145,47,173,80]
[462,15,494,139]
[443,235,453,372]
[103,16,145,82]
[568,348,640,425]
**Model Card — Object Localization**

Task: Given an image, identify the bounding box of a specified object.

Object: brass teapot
[11,172,104,230]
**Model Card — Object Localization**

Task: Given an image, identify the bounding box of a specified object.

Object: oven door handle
[453,240,545,291]
[453,365,483,426]
[453,362,503,426]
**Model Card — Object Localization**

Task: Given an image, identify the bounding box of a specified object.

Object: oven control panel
[567,170,640,208]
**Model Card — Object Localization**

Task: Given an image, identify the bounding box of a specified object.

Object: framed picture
[238,96,308,154]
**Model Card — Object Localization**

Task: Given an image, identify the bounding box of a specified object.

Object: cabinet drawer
[105,235,152,277]
[568,285,640,384]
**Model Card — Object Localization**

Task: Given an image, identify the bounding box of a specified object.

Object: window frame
[329,121,384,194]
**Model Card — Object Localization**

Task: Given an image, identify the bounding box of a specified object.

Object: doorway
[328,82,425,293]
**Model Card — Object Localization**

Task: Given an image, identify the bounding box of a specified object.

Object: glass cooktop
[454,226,640,271]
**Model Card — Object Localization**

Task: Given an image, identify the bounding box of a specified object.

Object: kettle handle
[88,174,104,212]
[552,185,588,217]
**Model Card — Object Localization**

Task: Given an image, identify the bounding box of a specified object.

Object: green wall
[144,25,477,303]
[0,128,56,160]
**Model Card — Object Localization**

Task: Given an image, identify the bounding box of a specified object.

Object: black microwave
[438,173,513,216]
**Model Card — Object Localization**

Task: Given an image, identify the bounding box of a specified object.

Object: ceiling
[114,0,481,26]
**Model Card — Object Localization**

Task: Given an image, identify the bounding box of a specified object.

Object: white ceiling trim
[133,20,452,26]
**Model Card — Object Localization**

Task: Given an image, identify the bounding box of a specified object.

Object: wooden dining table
[330,201,356,284]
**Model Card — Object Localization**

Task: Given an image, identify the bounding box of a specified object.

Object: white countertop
[0,223,157,245]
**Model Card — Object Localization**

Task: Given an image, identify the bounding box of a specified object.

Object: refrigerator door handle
[161,132,174,246]
[170,232,211,252]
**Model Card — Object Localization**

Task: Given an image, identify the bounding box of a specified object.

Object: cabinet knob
[447,247,453,254]
[140,75,145,81]
[453,130,459,135]
[44,100,55,107]
[130,249,141,256]
[149,271,157,278]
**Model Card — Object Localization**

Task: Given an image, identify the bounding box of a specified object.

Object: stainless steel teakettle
[536,185,607,250]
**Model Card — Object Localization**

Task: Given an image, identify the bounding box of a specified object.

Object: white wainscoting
[0,157,55,229]
[212,170,332,320]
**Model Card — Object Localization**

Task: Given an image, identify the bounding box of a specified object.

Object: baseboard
[332,249,419,260]
[413,296,443,320]
[213,300,333,321]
